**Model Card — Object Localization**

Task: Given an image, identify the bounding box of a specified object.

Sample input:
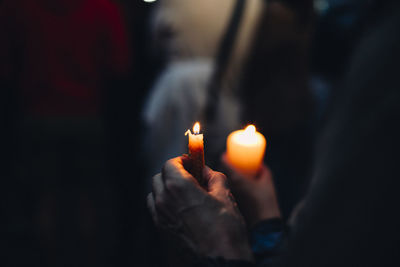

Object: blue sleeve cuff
[249,218,285,257]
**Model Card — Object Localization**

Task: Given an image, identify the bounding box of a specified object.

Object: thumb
[204,166,228,194]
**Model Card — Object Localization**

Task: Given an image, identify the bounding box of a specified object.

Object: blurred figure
[143,0,312,165]
[144,0,315,219]
[143,0,265,178]
[150,0,262,62]
[240,0,314,218]
[0,0,130,266]
[148,1,400,266]
[142,2,264,266]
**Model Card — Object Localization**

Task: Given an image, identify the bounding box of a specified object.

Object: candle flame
[234,125,257,145]
[193,122,200,134]
[244,125,256,135]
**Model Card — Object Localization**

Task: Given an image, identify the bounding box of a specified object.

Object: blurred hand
[147,155,253,261]
[221,153,281,228]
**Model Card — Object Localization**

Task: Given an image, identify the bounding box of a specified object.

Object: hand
[147,155,253,261]
[221,153,281,228]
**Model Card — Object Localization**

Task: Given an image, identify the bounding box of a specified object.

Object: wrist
[258,207,281,223]
[207,226,254,262]
[249,199,281,228]
[212,236,254,262]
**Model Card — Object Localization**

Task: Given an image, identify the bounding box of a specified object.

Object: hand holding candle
[185,122,206,187]
[226,125,266,176]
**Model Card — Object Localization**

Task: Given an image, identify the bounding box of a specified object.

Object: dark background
[0,0,384,266]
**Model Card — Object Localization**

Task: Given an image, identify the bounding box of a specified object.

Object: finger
[207,169,228,193]
[147,193,159,225]
[202,165,213,184]
[153,171,182,225]
[207,170,238,206]
[162,156,198,184]
[181,154,192,171]
[156,204,179,226]
[256,164,273,181]
[150,189,180,227]
[152,173,164,198]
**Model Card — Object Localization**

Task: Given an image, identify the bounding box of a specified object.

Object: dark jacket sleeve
[198,3,400,267]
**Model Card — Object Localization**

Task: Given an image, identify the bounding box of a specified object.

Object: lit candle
[185,122,206,186]
[226,125,266,176]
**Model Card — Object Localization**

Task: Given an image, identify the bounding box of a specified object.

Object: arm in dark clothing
[282,3,400,267]
[198,3,400,267]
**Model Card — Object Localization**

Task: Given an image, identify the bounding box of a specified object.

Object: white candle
[226,125,266,176]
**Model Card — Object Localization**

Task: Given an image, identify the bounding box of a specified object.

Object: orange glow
[226,124,266,176]
[244,125,256,137]
[245,125,256,133]
[193,122,200,135]
[234,125,258,145]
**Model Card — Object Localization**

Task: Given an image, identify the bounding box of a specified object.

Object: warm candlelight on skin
[226,125,266,176]
[185,122,206,187]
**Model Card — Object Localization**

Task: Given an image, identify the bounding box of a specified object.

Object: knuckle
[146,197,153,210]
[146,193,153,203]
[162,159,174,175]
[218,172,228,180]
[165,178,186,192]
[154,196,165,210]
[151,175,161,190]
[165,179,178,191]
[215,172,228,183]
[152,173,160,183]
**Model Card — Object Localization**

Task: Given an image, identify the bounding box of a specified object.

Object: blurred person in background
[240,0,315,218]
[148,0,400,266]
[143,0,314,265]
[143,1,315,221]
[143,0,264,178]
[0,0,130,266]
